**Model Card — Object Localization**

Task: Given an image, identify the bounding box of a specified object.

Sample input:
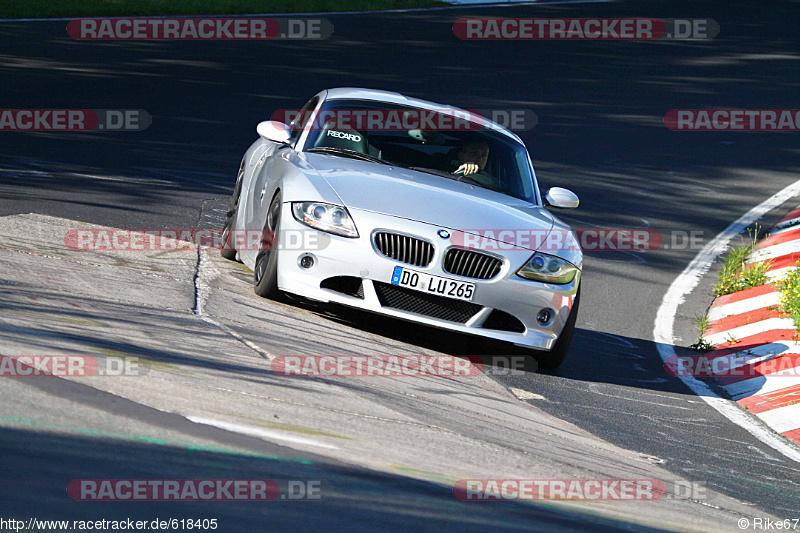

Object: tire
[220,169,244,261]
[253,191,282,300]
[532,287,580,371]
[220,211,238,261]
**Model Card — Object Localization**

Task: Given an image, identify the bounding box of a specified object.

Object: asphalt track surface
[1,0,799,531]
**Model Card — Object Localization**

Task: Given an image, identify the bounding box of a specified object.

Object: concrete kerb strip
[700,206,800,445]
[654,180,800,464]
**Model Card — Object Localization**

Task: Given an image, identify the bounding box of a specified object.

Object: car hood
[301,153,557,252]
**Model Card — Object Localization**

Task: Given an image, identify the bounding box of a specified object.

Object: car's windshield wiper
[407,166,456,179]
[307,147,392,166]
[409,167,503,193]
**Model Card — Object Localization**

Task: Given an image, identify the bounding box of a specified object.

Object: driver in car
[432,140,500,191]
[454,140,490,177]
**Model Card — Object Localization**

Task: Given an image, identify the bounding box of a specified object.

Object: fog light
[536,308,553,325]
[299,254,315,269]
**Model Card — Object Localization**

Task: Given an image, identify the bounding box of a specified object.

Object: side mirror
[257,121,291,144]
[544,187,579,209]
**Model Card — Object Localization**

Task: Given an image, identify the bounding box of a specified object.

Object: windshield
[302,99,537,203]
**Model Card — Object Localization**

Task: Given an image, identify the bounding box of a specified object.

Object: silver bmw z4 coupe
[221,88,582,369]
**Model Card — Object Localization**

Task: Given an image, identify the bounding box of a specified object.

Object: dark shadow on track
[0,427,667,533]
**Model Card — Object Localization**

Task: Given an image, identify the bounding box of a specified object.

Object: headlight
[516,252,577,284]
[292,202,359,238]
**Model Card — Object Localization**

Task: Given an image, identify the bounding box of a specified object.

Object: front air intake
[373,232,434,267]
[443,248,502,280]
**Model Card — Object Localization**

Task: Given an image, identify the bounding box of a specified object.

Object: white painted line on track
[653,179,800,464]
[750,238,800,262]
[707,291,781,322]
[766,267,796,282]
[186,415,339,450]
[704,318,796,346]
[714,341,800,367]
[756,403,800,434]
[726,372,800,401]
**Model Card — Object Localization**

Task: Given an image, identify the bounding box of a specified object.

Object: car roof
[320,87,524,144]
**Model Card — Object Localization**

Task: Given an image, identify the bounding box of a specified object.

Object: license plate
[391,266,475,301]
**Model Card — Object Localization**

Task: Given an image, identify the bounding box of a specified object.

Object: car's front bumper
[273,205,580,351]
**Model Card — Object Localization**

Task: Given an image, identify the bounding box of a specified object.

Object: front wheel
[220,167,244,261]
[253,192,283,300]
[220,211,238,261]
[532,287,580,371]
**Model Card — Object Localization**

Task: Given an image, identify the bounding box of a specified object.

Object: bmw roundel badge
[437,230,450,239]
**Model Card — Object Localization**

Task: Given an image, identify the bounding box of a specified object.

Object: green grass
[0,0,446,18]
[689,337,714,353]
[694,313,709,336]
[777,261,800,332]
[712,228,772,297]
[689,312,714,352]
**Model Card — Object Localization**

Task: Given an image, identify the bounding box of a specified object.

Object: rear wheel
[253,192,283,300]
[532,287,580,371]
